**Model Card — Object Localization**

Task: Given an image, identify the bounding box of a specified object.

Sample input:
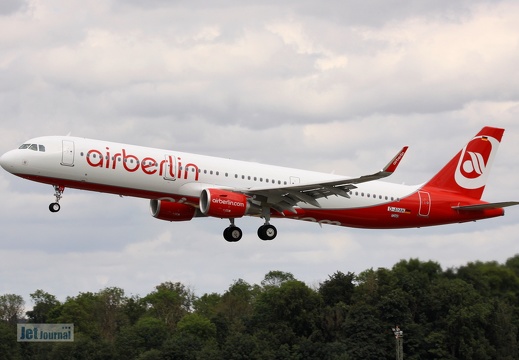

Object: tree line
[1,255,518,360]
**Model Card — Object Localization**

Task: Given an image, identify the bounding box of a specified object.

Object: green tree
[261,270,295,288]
[144,282,194,331]
[254,279,322,338]
[505,254,519,276]
[220,332,259,360]
[319,271,356,306]
[177,313,216,340]
[134,317,169,351]
[136,349,162,360]
[54,292,100,339]
[26,290,60,323]
[457,260,519,301]
[47,333,115,360]
[193,293,221,319]
[216,279,258,331]
[0,320,20,360]
[161,314,219,360]
[115,317,168,359]
[97,287,127,342]
[486,299,518,359]
[425,277,494,359]
[341,302,387,360]
[123,294,147,326]
[0,294,25,326]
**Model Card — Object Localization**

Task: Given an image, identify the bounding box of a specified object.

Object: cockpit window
[18,143,46,152]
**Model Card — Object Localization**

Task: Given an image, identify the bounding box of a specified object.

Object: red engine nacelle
[150,200,196,222]
[200,188,249,218]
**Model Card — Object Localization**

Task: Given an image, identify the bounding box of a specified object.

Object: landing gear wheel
[49,185,65,213]
[223,226,243,242]
[49,202,61,213]
[258,224,277,241]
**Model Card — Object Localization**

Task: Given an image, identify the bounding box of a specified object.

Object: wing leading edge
[243,146,409,213]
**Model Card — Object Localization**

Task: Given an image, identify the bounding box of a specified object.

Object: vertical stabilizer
[422,127,504,199]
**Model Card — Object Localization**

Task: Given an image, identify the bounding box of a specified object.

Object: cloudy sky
[1,0,519,308]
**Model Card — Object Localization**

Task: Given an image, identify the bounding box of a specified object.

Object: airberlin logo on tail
[462,151,486,177]
[454,135,499,189]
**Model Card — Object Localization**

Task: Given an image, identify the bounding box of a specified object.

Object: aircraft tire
[49,203,60,213]
[258,224,277,241]
[224,226,242,242]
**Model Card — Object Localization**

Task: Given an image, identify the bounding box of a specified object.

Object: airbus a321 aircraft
[1,126,517,242]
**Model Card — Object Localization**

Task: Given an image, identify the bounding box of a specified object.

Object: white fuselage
[0,136,416,210]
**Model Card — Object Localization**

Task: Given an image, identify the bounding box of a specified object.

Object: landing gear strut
[49,185,64,213]
[257,206,277,241]
[223,218,243,242]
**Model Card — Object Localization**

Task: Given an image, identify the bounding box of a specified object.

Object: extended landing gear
[258,224,277,241]
[223,219,243,242]
[222,217,278,242]
[258,206,277,241]
[49,185,65,213]
[223,226,243,242]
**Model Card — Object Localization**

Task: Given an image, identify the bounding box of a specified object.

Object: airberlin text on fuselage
[85,148,199,181]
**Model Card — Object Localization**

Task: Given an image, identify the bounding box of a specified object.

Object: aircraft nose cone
[0,150,19,172]
[0,152,7,170]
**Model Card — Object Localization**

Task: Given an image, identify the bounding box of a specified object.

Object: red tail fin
[422,126,504,199]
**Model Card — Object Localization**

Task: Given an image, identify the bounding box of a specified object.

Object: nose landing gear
[49,185,65,213]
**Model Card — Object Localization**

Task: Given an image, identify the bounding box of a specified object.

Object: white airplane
[0,126,517,242]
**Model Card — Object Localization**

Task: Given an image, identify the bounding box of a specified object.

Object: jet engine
[200,188,249,218]
[150,200,196,222]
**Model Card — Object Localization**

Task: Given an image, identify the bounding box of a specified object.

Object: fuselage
[0,135,504,232]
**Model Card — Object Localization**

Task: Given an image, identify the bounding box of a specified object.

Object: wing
[243,146,408,214]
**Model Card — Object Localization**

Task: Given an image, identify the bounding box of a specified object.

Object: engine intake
[200,188,249,218]
[150,200,196,222]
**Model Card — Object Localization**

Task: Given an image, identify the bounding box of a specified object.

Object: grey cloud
[0,0,27,15]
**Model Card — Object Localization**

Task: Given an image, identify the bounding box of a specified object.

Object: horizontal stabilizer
[453,201,519,211]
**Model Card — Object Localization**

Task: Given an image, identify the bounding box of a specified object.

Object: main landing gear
[223,218,278,242]
[49,185,64,213]
[257,223,277,241]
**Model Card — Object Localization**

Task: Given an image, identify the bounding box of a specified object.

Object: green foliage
[193,292,221,319]
[319,271,355,306]
[0,321,21,359]
[177,313,216,340]
[261,270,295,288]
[3,254,519,359]
[143,281,195,331]
[253,279,322,337]
[0,294,25,326]
[26,290,60,324]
